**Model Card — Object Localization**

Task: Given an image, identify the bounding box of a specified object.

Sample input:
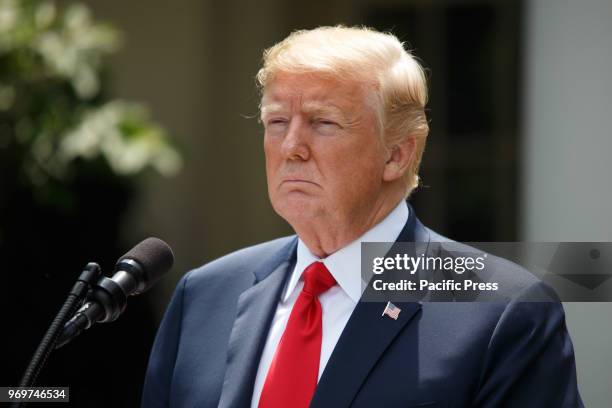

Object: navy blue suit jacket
[142,206,583,407]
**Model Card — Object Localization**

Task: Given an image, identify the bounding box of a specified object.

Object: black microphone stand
[12,263,101,408]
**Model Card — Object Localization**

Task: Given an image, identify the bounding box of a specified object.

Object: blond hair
[256,25,429,195]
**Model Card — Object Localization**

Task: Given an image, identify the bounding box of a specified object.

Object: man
[142,26,582,407]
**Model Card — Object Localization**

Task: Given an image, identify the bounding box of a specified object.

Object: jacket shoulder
[424,227,551,301]
[183,235,296,287]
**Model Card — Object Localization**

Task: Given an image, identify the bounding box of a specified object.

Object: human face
[261,72,389,234]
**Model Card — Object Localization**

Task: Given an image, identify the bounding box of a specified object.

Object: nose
[281,117,310,161]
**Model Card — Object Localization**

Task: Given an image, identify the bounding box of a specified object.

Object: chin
[272,194,326,225]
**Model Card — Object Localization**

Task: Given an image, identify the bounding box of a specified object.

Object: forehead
[260,72,369,114]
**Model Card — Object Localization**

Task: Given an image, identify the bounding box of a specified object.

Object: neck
[293,190,405,258]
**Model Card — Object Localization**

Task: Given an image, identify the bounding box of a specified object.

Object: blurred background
[0,0,610,406]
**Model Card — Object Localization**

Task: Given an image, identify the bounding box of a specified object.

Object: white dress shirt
[250,201,409,407]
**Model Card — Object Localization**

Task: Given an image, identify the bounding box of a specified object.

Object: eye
[318,120,337,126]
[313,118,341,134]
[265,118,289,131]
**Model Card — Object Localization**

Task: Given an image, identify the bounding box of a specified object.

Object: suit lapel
[311,202,430,407]
[310,300,421,408]
[217,239,297,408]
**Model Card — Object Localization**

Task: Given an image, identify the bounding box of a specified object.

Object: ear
[382,136,416,182]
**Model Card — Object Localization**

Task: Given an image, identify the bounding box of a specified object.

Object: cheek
[324,145,385,193]
[322,156,381,195]
[263,138,280,172]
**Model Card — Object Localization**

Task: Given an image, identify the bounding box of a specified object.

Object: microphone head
[118,237,174,291]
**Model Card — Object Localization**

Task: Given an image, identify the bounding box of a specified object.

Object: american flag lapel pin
[382,301,401,320]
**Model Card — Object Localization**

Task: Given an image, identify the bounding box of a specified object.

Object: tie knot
[302,262,336,297]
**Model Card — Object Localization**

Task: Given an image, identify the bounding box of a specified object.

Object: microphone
[56,237,174,349]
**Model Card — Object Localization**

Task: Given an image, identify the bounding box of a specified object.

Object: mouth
[280,179,319,187]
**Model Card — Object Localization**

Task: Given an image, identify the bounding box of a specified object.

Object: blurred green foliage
[0,0,182,209]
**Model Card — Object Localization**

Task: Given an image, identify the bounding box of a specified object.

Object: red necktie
[258,261,337,408]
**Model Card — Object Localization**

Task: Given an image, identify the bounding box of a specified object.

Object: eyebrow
[260,101,347,120]
[260,102,286,117]
[302,101,345,118]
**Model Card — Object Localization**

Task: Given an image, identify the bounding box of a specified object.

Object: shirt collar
[283,200,409,303]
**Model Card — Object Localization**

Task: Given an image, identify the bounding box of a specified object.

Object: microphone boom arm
[14,263,101,399]
[15,237,174,407]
